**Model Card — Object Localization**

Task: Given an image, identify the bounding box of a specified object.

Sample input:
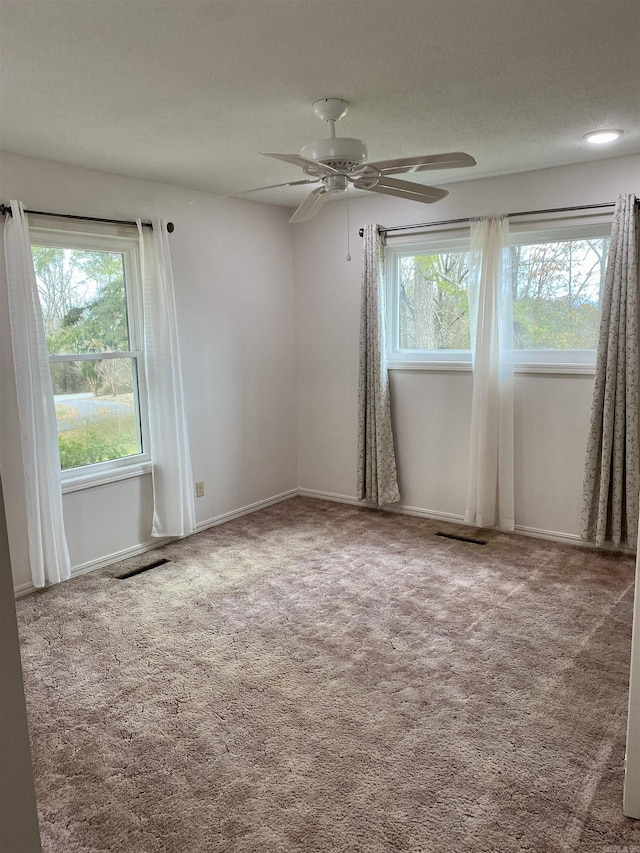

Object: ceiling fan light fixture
[323,174,349,193]
[583,129,623,145]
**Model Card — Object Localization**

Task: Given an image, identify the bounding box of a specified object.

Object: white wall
[0,152,298,592]
[293,155,640,539]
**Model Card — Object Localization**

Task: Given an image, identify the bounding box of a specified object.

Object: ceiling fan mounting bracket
[312,98,349,124]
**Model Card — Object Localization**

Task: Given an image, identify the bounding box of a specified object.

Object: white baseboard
[384,503,466,525]
[14,486,632,598]
[68,489,297,583]
[299,487,465,525]
[13,581,36,598]
[14,489,299,598]
[514,523,636,553]
[296,488,364,508]
[71,536,175,579]
[513,524,584,546]
[298,488,622,551]
[195,489,299,533]
[13,535,175,598]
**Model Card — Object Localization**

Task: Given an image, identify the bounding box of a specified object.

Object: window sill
[61,460,152,494]
[387,361,596,375]
[387,361,472,371]
[514,363,596,375]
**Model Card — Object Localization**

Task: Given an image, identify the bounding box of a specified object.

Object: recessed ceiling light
[584,129,623,145]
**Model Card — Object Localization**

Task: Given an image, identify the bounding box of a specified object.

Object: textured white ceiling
[1,0,639,208]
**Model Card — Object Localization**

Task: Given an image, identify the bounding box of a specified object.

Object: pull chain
[346,184,351,262]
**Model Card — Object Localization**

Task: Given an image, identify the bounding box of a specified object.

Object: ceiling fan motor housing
[299,137,368,172]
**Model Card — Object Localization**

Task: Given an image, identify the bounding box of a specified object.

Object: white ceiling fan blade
[289,186,330,223]
[262,152,339,175]
[353,175,449,203]
[366,152,476,176]
[236,179,318,195]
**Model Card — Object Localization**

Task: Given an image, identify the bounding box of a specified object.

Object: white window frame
[30,222,151,492]
[385,216,612,373]
[507,220,611,372]
[386,232,473,370]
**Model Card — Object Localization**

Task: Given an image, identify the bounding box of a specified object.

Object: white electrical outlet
[195,481,205,498]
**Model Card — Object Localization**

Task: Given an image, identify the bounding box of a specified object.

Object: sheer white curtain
[357,224,400,506]
[3,200,70,587]
[465,216,514,530]
[137,220,196,538]
[582,194,639,548]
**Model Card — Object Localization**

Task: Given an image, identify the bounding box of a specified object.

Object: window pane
[398,251,471,350]
[51,358,142,469]
[510,237,609,350]
[32,247,131,354]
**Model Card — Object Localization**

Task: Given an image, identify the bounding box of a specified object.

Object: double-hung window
[30,220,149,489]
[386,218,611,371]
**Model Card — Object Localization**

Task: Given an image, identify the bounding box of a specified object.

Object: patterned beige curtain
[357,225,400,506]
[582,194,639,548]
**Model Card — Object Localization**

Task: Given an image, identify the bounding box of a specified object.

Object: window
[509,230,609,359]
[391,242,471,362]
[30,225,149,485]
[386,220,611,370]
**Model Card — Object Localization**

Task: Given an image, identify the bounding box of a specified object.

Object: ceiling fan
[246,98,476,223]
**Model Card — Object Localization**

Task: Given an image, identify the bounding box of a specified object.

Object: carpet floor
[15,496,640,852]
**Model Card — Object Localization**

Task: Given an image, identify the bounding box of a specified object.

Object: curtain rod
[0,203,175,233]
[358,201,619,238]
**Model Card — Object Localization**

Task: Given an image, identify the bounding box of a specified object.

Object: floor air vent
[115,558,171,580]
[436,532,487,546]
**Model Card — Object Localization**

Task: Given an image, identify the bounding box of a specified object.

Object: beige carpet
[15,497,640,852]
